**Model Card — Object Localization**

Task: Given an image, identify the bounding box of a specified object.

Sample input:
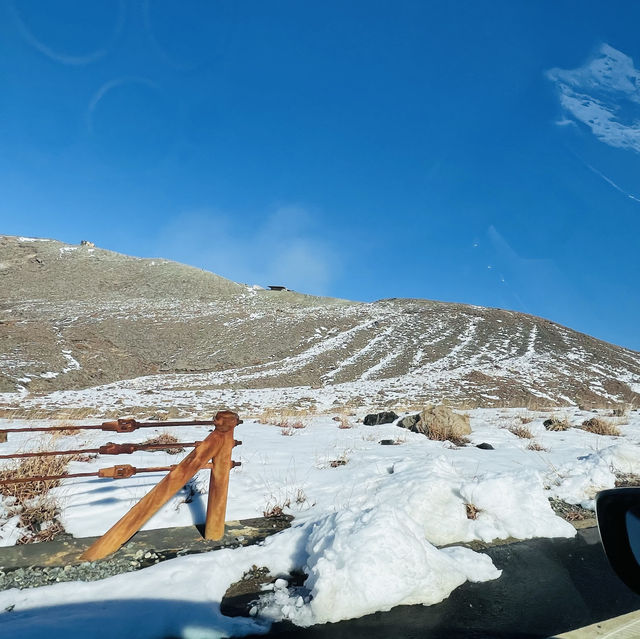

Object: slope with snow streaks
[0,235,639,407]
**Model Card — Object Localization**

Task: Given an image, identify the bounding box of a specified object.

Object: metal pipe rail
[0,460,241,485]
[0,440,204,460]
[0,463,213,485]
[0,417,217,436]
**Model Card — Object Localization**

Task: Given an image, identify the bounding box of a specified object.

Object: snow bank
[547,441,640,508]
[363,457,575,547]
[272,505,500,625]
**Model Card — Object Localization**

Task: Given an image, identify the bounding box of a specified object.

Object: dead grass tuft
[263,503,286,517]
[141,433,185,454]
[611,405,631,418]
[581,417,620,436]
[465,503,480,520]
[508,425,534,439]
[328,451,349,468]
[548,498,593,522]
[543,417,571,432]
[615,473,640,488]
[0,451,78,543]
[49,421,78,439]
[527,441,548,452]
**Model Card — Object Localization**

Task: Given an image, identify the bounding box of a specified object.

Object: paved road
[249,527,640,639]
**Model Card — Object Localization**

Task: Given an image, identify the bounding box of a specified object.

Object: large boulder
[363,411,399,426]
[397,404,471,444]
[396,413,420,430]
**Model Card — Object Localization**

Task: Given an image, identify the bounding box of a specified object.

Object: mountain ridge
[1,234,638,408]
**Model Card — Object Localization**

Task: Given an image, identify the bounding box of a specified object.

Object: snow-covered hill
[1,234,638,409]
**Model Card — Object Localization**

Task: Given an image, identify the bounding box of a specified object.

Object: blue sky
[1,1,639,350]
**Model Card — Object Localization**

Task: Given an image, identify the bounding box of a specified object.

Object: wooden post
[80,411,241,561]
[204,422,236,540]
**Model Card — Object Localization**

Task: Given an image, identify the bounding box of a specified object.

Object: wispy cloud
[547,44,640,152]
[153,206,340,296]
[582,161,640,202]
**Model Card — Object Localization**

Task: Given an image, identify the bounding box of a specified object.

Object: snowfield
[0,405,639,638]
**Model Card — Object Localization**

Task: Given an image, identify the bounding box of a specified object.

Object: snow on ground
[0,407,639,638]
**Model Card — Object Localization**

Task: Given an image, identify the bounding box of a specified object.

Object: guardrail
[0,410,242,560]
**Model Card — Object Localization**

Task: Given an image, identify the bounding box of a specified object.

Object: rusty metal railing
[0,417,217,436]
[0,410,243,559]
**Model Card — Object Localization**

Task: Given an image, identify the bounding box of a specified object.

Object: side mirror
[596,487,640,595]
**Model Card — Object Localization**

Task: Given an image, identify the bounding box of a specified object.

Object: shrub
[581,417,620,436]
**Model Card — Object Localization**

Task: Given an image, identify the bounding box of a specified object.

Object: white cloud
[547,44,640,152]
[153,206,339,296]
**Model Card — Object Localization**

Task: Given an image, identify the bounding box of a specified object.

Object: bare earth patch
[615,472,640,487]
[548,498,593,522]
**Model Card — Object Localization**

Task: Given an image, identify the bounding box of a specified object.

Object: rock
[379,439,398,445]
[397,404,471,444]
[396,414,420,431]
[476,442,494,450]
[363,411,398,426]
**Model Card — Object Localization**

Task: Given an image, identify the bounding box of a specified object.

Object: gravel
[0,548,176,591]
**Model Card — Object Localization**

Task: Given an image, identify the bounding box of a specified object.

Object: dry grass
[50,421,79,439]
[263,503,287,517]
[425,430,470,447]
[527,441,548,452]
[255,407,315,426]
[508,424,534,439]
[581,417,620,436]
[277,418,307,435]
[548,498,593,522]
[141,432,185,454]
[328,451,349,468]
[611,405,631,418]
[418,405,471,446]
[517,414,534,425]
[543,417,571,432]
[465,503,480,520]
[615,472,640,488]
[0,451,79,543]
[0,407,99,421]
